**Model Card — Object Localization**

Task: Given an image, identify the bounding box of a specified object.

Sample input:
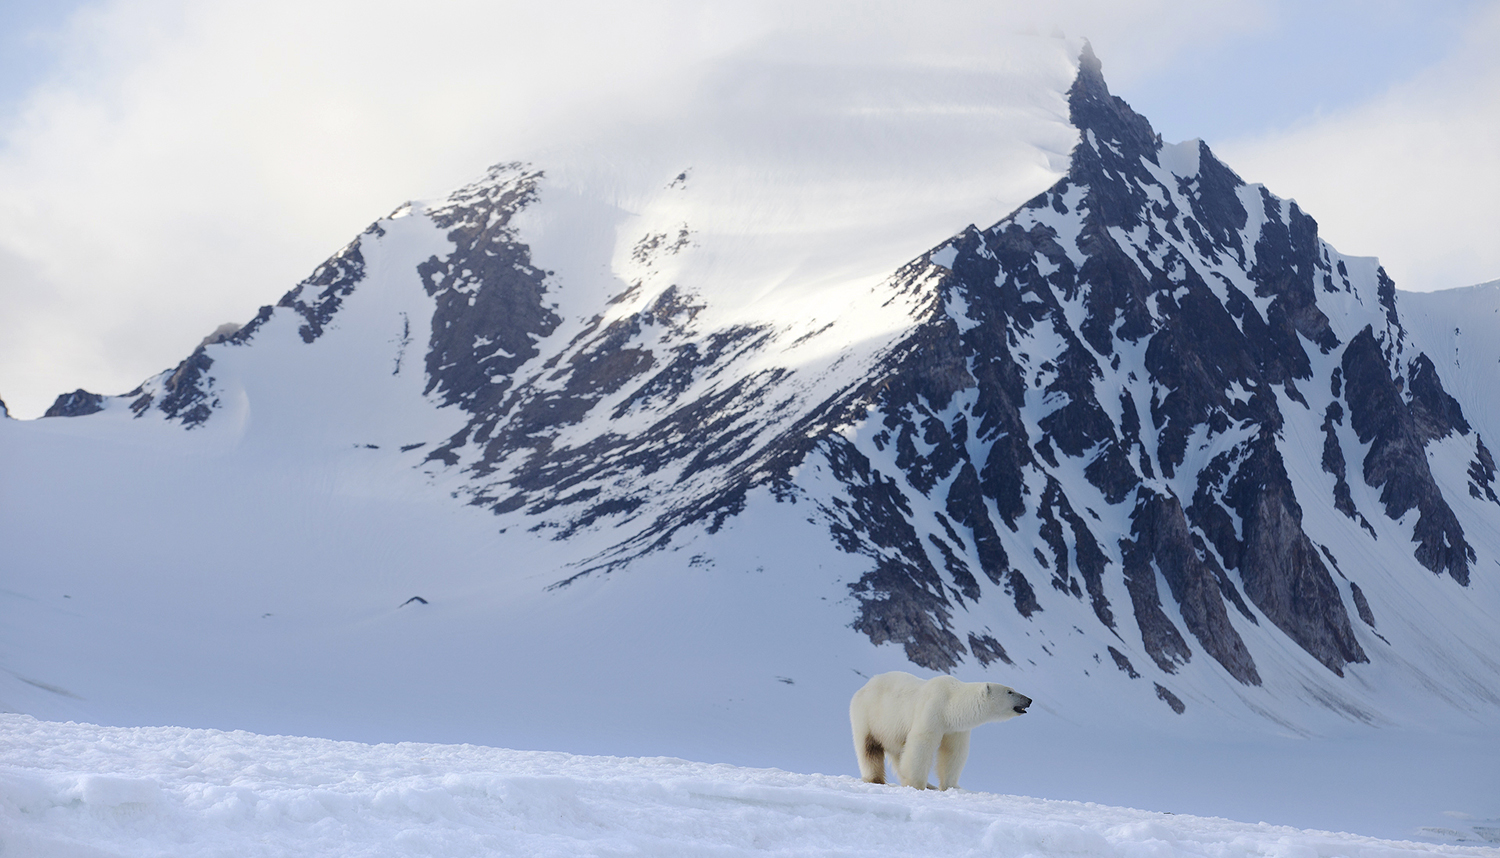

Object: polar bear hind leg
[851,704,895,785]
[856,732,887,784]
[936,730,971,790]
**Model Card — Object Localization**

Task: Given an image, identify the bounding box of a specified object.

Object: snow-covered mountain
[3,39,1498,839]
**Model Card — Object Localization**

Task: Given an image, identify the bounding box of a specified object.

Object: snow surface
[1398,280,1500,451]
[2,715,1493,858]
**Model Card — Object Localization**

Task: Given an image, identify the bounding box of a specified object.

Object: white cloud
[1215,3,1500,294]
[0,0,778,417]
[0,0,1311,418]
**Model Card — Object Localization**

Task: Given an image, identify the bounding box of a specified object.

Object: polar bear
[849,671,1031,790]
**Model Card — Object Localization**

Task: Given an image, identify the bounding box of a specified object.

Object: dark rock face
[1108,646,1140,678]
[1468,436,1500,504]
[830,437,967,672]
[1227,444,1366,675]
[968,633,1012,666]
[1124,489,1260,684]
[385,166,845,559]
[276,234,371,346]
[1321,401,1374,533]
[1349,582,1376,628]
[44,389,105,418]
[150,348,218,426]
[1154,683,1186,714]
[418,165,561,417]
[1341,327,1474,584]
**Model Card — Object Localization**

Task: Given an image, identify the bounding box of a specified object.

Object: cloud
[1214,3,1500,294]
[0,0,1285,418]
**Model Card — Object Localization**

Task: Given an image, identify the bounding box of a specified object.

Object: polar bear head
[983,682,1033,721]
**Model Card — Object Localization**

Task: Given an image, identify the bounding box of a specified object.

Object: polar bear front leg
[935,730,970,790]
[896,729,940,790]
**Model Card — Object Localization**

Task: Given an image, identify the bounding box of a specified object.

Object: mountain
[2,39,1498,837]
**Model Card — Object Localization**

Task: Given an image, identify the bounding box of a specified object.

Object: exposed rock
[43,389,105,418]
[1469,436,1500,505]
[1224,433,1366,674]
[828,438,966,672]
[1108,646,1140,679]
[1349,582,1376,628]
[967,633,1012,667]
[1321,402,1374,534]
[1342,326,1474,584]
[1154,683,1186,714]
[1122,489,1260,685]
[279,234,370,345]
[154,348,217,427]
[791,43,1432,680]
[419,165,561,418]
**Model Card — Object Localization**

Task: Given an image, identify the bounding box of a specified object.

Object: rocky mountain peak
[814,45,1494,702]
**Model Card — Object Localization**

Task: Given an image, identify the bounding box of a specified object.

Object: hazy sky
[2,0,1497,418]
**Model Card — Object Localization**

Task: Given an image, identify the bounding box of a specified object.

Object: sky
[1,0,1497,419]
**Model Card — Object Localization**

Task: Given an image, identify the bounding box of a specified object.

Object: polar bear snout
[1011,693,1032,714]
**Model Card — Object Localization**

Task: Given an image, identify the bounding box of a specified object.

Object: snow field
[2,715,1489,858]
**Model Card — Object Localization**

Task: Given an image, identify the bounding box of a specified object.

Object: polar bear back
[851,671,1011,738]
[851,671,939,739]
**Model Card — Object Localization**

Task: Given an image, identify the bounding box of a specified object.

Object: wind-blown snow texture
[3,39,1499,844]
[1,716,1492,858]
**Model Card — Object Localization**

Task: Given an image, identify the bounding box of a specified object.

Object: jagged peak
[1072,39,1105,101]
[1067,42,1159,162]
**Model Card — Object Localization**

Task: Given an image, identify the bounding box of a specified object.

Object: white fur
[849,671,1031,790]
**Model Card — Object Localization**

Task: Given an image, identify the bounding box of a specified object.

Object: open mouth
[1013,704,1029,714]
